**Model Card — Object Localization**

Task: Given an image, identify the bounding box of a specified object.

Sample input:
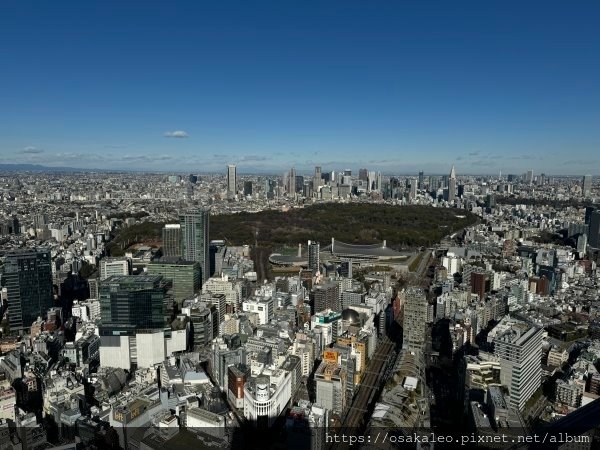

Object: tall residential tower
[402,287,428,353]
[493,321,542,411]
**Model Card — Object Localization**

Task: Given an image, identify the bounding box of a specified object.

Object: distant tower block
[308,240,320,271]
[298,243,302,257]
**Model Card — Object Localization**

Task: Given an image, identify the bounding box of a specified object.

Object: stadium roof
[323,238,405,258]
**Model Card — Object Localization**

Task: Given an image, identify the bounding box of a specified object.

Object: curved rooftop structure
[342,308,361,324]
[323,238,406,259]
[268,253,307,266]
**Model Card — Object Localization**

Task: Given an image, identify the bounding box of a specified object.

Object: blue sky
[1,1,599,175]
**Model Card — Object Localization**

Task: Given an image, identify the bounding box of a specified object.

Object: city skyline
[2,2,600,446]
[1,1,600,175]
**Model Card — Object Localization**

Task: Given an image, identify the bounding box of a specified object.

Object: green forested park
[107,204,478,257]
[210,204,478,248]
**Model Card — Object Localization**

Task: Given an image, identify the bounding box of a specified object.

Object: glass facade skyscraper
[147,258,200,303]
[99,275,166,336]
[180,207,210,285]
[162,224,182,258]
[3,249,53,331]
[589,210,600,249]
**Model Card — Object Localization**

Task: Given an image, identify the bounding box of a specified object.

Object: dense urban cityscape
[2,1,600,449]
[0,164,599,449]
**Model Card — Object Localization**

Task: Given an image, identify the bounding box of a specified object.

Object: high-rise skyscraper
[288,167,296,196]
[180,208,210,285]
[448,164,457,202]
[312,282,340,313]
[308,240,320,271]
[227,164,237,199]
[418,171,424,190]
[402,287,428,352]
[585,206,595,224]
[525,170,534,184]
[313,166,323,190]
[147,259,201,303]
[99,275,166,335]
[162,224,182,258]
[409,179,417,199]
[582,174,592,197]
[358,168,368,182]
[493,321,542,410]
[367,171,376,192]
[98,275,169,369]
[3,249,53,331]
[243,181,253,196]
[589,210,600,249]
[295,175,304,194]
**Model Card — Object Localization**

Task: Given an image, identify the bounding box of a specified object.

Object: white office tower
[442,253,462,277]
[99,257,130,280]
[493,321,542,411]
[227,164,237,199]
[367,171,376,191]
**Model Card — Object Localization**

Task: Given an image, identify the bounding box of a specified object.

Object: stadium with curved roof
[268,253,308,266]
[323,238,408,260]
[268,237,411,268]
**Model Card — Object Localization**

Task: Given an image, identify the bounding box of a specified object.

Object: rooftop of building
[149,258,198,266]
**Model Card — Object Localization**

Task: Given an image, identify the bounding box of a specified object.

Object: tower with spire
[448,164,457,202]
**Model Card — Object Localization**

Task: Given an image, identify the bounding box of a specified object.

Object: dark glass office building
[147,258,200,303]
[589,210,600,249]
[3,249,53,331]
[99,275,166,336]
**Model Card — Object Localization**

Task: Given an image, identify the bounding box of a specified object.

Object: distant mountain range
[0,163,125,173]
[0,163,281,175]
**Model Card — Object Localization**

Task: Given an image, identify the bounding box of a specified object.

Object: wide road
[415,250,431,279]
[332,335,395,448]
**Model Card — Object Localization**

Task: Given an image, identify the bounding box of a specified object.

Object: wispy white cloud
[164,130,189,138]
[23,146,43,154]
[239,155,267,162]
